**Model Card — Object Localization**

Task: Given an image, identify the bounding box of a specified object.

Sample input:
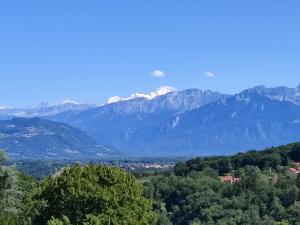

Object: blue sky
[0,0,300,107]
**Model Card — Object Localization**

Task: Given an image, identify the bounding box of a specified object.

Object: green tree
[296,174,300,189]
[48,216,72,225]
[0,150,35,225]
[30,164,157,225]
[280,185,299,207]
[286,201,300,224]
[288,143,300,162]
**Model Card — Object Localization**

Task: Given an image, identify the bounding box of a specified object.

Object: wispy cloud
[150,70,166,78]
[204,72,215,78]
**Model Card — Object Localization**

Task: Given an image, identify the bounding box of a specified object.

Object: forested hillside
[1,143,300,224]
[0,117,113,159]
[144,143,300,225]
[0,152,156,225]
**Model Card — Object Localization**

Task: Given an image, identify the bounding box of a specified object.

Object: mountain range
[0,100,96,120]
[1,84,300,158]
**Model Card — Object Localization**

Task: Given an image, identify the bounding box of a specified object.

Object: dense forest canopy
[144,143,300,225]
[0,154,157,225]
[0,143,300,224]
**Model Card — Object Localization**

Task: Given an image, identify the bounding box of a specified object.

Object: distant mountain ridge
[46,85,300,156]
[106,86,176,104]
[0,117,112,159]
[242,85,300,105]
[98,88,228,114]
[0,101,96,120]
[1,84,300,157]
[158,87,300,155]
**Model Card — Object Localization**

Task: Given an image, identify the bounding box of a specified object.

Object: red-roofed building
[289,168,299,173]
[221,176,240,184]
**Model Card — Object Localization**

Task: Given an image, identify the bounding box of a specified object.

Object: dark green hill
[0,117,113,159]
[174,142,300,176]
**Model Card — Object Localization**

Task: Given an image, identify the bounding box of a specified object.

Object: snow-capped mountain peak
[107,86,176,104]
[0,100,96,119]
[37,99,80,109]
[62,99,80,105]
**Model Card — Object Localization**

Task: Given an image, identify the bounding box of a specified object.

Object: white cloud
[204,72,215,78]
[150,70,166,78]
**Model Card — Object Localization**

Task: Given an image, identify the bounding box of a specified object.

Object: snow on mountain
[45,88,230,155]
[92,88,229,116]
[2,84,300,157]
[62,99,80,104]
[0,100,96,119]
[107,86,176,104]
[45,84,300,156]
[29,102,96,117]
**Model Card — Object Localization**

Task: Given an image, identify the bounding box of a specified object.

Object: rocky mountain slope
[1,85,300,157]
[0,101,96,120]
[48,85,300,156]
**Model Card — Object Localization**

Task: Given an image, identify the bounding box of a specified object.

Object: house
[221,176,240,184]
[289,168,299,173]
[222,176,233,183]
[233,177,241,183]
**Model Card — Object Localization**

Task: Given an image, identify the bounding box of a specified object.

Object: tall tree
[30,164,157,225]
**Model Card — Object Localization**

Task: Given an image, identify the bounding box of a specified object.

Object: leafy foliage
[144,143,300,225]
[174,143,298,176]
[29,164,157,225]
[0,150,36,225]
[288,143,300,162]
[1,143,300,225]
